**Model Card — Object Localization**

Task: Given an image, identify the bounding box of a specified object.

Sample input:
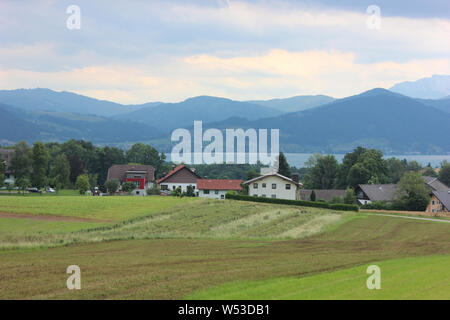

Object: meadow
[0,194,449,299]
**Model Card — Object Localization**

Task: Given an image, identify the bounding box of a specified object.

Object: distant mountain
[115,96,282,133]
[0,103,162,144]
[0,88,142,117]
[246,95,335,113]
[390,75,450,99]
[204,89,450,154]
[415,97,450,113]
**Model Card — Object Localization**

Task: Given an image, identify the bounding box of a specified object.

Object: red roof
[197,179,243,191]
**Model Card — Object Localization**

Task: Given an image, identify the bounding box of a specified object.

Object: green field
[0,195,449,299]
[186,255,450,300]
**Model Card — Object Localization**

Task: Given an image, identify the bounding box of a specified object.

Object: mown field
[0,195,449,299]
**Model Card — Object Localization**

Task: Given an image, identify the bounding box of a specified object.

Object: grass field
[186,255,450,300]
[0,195,449,299]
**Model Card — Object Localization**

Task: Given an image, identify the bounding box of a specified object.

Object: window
[215,190,219,194]
[262,183,266,188]
[253,194,258,197]
[262,194,266,198]
[204,190,210,194]
[286,184,291,190]
[221,194,225,199]
[272,184,276,189]
[271,195,276,198]
[161,185,168,190]
[172,186,176,190]
[432,200,435,205]
[253,183,258,189]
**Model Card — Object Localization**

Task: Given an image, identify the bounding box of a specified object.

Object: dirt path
[0,212,111,223]
[367,213,450,224]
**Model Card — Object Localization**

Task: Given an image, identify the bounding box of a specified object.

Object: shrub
[225,194,359,212]
[121,181,136,194]
[146,185,161,195]
[75,174,90,195]
[105,179,120,195]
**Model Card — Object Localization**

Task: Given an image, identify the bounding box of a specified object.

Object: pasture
[0,195,449,299]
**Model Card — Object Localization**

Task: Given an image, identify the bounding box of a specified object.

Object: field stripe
[367,213,450,223]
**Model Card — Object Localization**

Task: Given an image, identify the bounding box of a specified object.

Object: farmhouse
[243,173,303,200]
[107,164,155,196]
[0,149,15,185]
[355,184,398,205]
[426,190,450,214]
[300,189,347,202]
[197,179,242,200]
[156,164,201,193]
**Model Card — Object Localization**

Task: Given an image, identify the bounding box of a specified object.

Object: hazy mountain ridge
[390,75,450,99]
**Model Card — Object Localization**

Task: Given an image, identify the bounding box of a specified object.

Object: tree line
[0,140,169,192]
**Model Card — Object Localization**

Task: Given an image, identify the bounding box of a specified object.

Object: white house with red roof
[156,164,202,193]
[197,179,243,200]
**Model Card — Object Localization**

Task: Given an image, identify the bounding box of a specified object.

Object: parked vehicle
[28,188,42,193]
[45,187,56,193]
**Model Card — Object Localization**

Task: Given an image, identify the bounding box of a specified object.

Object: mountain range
[0,76,449,154]
[390,75,450,99]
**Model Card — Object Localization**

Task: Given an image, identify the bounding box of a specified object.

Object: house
[243,173,303,200]
[300,189,347,202]
[0,149,15,185]
[423,176,450,192]
[197,179,242,200]
[107,164,155,196]
[426,190,450,214]
[156,164,201,193]
[355,184,398,205]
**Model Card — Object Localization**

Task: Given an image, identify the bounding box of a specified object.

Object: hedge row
[226,194,359,212]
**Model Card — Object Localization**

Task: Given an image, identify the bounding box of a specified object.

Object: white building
[156,165,201,194]
[197,179,243,200]
[243,173,303,200]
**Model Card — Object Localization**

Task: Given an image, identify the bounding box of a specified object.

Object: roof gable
[357,184,398,202]
[156,165,201,184]
[243,173,302,187]
[433,190,450,211]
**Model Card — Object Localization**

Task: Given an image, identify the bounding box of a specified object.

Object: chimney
[291,173,299,183]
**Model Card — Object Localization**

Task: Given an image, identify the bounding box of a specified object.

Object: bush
[105,179,120,195]
[360,201,392,210]
[225,194,359,212]
[75,174,90,195]
[146,185,161,195]
[121,181,136,193]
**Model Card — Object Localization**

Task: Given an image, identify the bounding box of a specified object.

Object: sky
[0,0,449,103]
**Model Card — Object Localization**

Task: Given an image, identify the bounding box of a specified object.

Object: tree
[68,154,85,184]
[31,142,49,188]
[277,152,291,178]
[0,160,5,187]
[75,174,90,195]
[303,155,339,189]
[347,163,371,189]
[121,181,136,193]
[310,190,316,201]
[146,185,160,195]
[330,196,344,204]
[52,153,70,188]
[344,187,357,204]
[439,162,450,187]
[15,177,30,195]
[105,179,120,195]
[393,172,430,211]
[422,166,437,178]
[125,143,165,174]
[335,147,367,188]
[184,185,196,197]
[10,141,32,181]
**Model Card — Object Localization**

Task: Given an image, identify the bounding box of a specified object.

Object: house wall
[198,189,228,200]
[247,176,298,200]
[426,195,449,213]
[160,182,197,193]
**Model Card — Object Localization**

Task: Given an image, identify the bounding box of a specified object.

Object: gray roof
[432,190,450,211]
[423,176,450,192]
[357,184,398,202]
[300,189,346,202]
[107,164,155,182]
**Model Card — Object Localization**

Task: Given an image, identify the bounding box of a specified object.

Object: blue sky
[0,0,449,103]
